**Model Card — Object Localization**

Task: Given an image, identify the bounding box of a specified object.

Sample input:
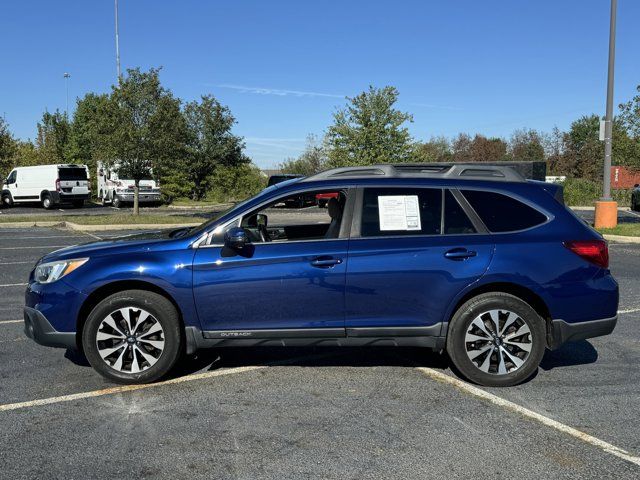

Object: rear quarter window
[461,190,547,233]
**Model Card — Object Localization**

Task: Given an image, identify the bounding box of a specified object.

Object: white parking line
[0,245,71,250]
[0,261,34,265]
[0,236,85,240]
[0,283,27,288]
[416,367,640,467]
[0,320,22,325]
[618,308,640,314]
[0,366,265,412]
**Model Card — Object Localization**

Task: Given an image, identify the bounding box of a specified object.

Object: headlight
[34,258,89,284]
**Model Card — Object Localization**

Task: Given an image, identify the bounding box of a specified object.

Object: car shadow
[539,340,598,371]
[169,346,450,379]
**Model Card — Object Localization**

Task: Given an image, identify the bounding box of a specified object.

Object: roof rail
[303,163,526,183]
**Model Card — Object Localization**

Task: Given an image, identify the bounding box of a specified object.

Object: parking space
[0,226,639,478]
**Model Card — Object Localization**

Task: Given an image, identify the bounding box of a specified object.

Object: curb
[64,222,201,231]
[0,221,200,231]
[603,234,640,244]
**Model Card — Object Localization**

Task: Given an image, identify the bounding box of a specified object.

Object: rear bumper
[547,315,617,350]
[51,192,90,202]
[23,307,76,350]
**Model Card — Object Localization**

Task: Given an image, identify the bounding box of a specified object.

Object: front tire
[1,193,13,208]
[82,290,183,384]
[446,292,546,387]
[112,195,122,208]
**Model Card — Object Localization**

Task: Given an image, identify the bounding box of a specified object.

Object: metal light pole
[63,72,71,119]
[115,0,122,83]
[594,0,618,229]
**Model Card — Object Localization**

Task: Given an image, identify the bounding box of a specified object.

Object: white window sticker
[378,195,422,231]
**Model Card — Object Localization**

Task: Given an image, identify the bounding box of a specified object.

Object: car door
[344,186,494,334]
[191,188,352,334]
[5,170,18,200]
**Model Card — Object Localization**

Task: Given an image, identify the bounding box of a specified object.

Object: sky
[1,0,639,168]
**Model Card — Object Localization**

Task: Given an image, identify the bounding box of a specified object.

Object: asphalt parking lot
[0,226,639,479]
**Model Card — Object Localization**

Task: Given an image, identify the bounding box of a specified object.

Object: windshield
[189,179,302,236]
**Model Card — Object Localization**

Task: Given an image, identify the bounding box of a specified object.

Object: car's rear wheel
[446,292,546,387]
[82,290,182,384]
[42,193,53,209]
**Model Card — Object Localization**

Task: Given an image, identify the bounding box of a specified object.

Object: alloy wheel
[95,307,165,374]
[464,309,533,375]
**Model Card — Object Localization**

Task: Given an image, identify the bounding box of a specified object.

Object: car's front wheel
[446,292,546,387]
[82,290,182,384]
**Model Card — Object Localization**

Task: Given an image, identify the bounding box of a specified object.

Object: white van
[1,164,90,209]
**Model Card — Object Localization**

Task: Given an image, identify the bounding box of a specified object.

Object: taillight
[55,179,61,192]
[564,240,609,269]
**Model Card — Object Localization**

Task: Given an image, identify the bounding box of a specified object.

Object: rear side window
[461,190,547,232]
[444,190,476,234]
[361,188,441,237]
[58,167,87,181]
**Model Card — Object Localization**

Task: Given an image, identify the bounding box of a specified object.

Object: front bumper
[23,307,76,349]
[547,315,618,350]
[115,192,161,203]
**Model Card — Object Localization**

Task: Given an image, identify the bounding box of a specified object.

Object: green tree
[108,67,186,214]
[509,128,545,161]
[412,136,451,163]
[0,118,18,178]
[35,110,71,165]
[618,85,640,168]
[182,95,248,200]
[207,163,266,203]
[280,134,327,175]
[326,86,414,167]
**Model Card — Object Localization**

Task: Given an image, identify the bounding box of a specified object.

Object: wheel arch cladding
[76,280,186,350]
[446,282,552,338]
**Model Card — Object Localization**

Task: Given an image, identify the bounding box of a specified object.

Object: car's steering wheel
[258,224,272,242]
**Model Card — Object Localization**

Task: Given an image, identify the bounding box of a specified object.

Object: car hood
[40,229,191,262]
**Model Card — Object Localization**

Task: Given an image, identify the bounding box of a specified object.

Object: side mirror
[224,227,249,250]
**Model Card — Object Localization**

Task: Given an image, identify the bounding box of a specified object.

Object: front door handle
[444,248,477,260]
[310,256,343,268]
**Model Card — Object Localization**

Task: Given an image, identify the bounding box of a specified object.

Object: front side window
[6,170,17,184]
[444,190,477,234]
[461,190,547,232]
[361,187,442,237]
[211,189,348,244]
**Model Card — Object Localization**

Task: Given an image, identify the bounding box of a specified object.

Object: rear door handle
[310,256,343,268]
[444,248,477,260]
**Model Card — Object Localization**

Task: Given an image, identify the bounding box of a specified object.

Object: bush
[206,164,266,203]
[561,177,632,206]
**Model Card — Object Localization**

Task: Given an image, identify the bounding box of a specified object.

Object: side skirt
[185,325,445,354]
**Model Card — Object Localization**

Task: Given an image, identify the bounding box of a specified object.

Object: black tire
[82,290,183,384]
[446,292,546,387]
[42,193,54,210]
[1,192,12,208]
[112,195,122,208]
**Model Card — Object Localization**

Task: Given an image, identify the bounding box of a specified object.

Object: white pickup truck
[97,162,162,208]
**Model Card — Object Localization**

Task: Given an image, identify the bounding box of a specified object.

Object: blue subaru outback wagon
[24,164,618,387]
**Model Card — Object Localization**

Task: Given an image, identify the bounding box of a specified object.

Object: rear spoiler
[527,180,564,204]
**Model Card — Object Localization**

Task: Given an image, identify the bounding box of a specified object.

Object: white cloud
[212,84,345,99]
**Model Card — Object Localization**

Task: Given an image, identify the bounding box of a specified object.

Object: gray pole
[601,0,617,200]
[63,72,71,119]
[115,0,122,83]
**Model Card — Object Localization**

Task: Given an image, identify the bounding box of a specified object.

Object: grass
[0,214,203,225]
[598,223,640,237]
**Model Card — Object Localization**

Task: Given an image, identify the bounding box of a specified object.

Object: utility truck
[97,162,162,208]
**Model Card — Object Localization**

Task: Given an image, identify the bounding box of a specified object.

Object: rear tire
[112,195,122,208]
[446,292,546,387]
[82,290,183,384]
[42,193,54,210]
